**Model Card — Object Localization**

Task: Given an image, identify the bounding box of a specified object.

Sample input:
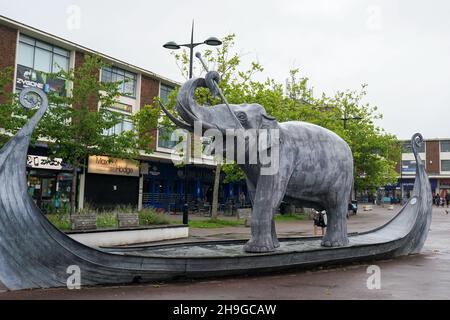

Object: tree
[0,55,159,216]
[0,68,37,145]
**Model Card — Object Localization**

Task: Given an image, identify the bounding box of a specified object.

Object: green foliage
[96,214,118,229]
[221,163,246,183]
[46,214,72,230]
[274,214,306,222]
[34,55,158,165]
[0,55,160,214]
[139,208,172,225]
[188,218,245,228]
[0,68,38,143]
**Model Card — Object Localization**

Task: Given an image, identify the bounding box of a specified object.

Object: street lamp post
[341,104,362,130]
[163,20,222,225]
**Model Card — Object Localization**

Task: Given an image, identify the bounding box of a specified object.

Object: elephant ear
[259,113,279,152]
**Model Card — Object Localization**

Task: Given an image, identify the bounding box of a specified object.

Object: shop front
[439,179,450,197]
[141,161,247,211]
[26,154,73,214]
[380,178,438,204]
[84,156,140,210]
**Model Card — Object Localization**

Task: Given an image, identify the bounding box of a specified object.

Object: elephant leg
[271,219,280,248]
[244,173,287,253]
[321,193,349,247]
[246,178,279,248]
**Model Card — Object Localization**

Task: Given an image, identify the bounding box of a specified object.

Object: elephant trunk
[176,72,222,132]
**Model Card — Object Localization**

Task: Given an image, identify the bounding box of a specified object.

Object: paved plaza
[1,205,449,299]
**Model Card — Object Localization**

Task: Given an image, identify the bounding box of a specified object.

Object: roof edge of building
[0,14,181,87]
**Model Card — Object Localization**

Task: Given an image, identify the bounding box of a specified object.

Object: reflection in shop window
[18,34,70,73]
[101,66,137,98]
[103,117,134,136]
[160,83,175,102]
[27,171,73,214]
[402,160,417,174]
[158,127,178,149]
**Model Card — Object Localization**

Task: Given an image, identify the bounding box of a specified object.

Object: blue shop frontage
[141,160,248,212]
[378,178,438,204]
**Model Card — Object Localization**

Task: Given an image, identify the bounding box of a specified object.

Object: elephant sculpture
[160,71,354,253]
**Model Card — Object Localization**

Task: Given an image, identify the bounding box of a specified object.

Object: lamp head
[204,37,222,46]
[163,41,181,50]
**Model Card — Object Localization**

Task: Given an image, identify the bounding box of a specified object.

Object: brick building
[0,15,247,213]
[381,139,450,202]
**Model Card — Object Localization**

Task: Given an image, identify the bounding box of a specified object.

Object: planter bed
[65,224,188,247]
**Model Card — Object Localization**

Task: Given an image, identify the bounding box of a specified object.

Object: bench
[237,208,252,227]
[117,214,139,228]
[71,215,96,231]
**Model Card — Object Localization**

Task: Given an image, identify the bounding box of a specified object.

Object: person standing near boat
[446,192,450,208]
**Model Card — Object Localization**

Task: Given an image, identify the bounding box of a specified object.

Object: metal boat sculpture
[0,87,432,291]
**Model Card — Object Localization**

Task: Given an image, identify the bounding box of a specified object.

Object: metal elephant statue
[161,71,354,253]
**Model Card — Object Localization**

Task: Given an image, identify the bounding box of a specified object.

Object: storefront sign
[88,156,139,177]
[109,102,132,113]
[27,155,63,170]
[402,160,416,174]
[16,65,68,97]
[148,165,160,176]
[140,163,149,175]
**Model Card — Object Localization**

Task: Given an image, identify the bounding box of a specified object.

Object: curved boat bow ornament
[0,88,432,290]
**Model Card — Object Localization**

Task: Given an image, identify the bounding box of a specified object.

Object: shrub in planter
[139,208,171,226]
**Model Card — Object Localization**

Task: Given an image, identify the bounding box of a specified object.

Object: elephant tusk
[159,100,193,132]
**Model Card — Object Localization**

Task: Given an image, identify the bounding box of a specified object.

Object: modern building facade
[380,139,450,202]
[0,15,247,213]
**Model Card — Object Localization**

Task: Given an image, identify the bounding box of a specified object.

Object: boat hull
[0,88,432,291]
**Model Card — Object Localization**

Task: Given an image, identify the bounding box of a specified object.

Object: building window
[158,127,178,149]
[442,160,450,172]
[160,83,175,102]
[103,117,134,136]
[441,141,450,153]
[17,34,70,73]
[101,66,137,98]
[401,160,417,174]
[402,142,425,153]
[157,84,176,149]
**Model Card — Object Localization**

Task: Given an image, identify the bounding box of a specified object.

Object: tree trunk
[70,162,78,218]
[211,164,221,220]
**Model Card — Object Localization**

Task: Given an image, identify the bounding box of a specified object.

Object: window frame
[440,140,450,153]
[18,34,70,74]
[402,141,425,153]
[160,83,175,102]
[441,160,450,172]
[101,66,137,98]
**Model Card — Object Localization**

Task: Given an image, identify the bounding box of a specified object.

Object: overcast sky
[1,0,449,139]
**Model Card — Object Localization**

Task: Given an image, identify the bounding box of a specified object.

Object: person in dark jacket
[446,192,450,208]
[434,193,441,207]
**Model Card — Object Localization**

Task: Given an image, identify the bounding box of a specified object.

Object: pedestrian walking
[239,192,246,208]
[446,193,450,208]
[313,210,327,235]
[434,193,441,207]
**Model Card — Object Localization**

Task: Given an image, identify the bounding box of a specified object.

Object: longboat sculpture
[0,87,432,291]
